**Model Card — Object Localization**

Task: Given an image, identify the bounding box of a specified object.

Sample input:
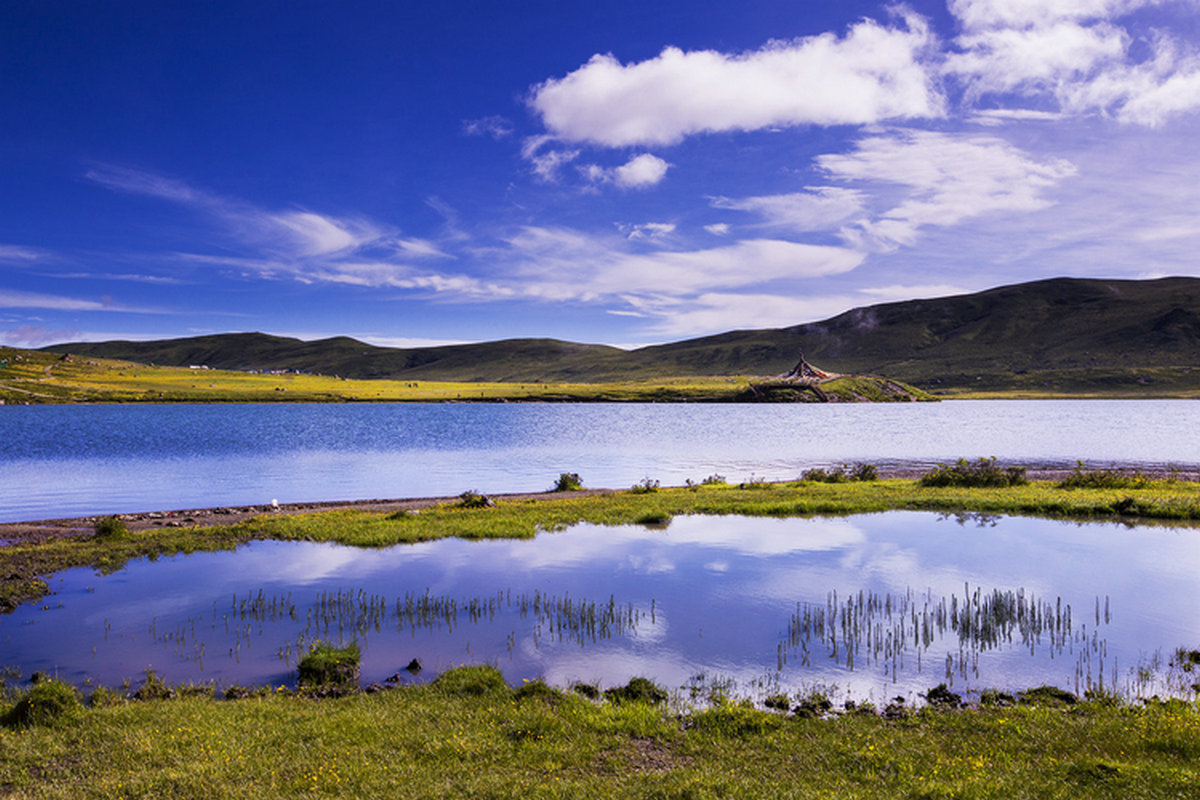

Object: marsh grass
[297,641,360,690]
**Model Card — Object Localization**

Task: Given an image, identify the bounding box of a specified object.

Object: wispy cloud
[945,0,1200,126]
[529,9,942,146]
[86,164,457,289]
[1,325,80,348]
[462,115,514,139]
[818,130,1077,251]
[0,244,48,262]
[710,187,866,233]
[0,288,162,314]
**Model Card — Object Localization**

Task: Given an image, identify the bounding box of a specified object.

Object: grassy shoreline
[4,476,1200,612]
[1,665,1198,799]
[4,478,1200,798]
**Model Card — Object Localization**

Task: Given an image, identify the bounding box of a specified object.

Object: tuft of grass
[604,677,667,705]
[551,472,584,492]
[4,678,81,728]
[919,457,1028,488]
[297,641,360,690]
[431,665,509,697]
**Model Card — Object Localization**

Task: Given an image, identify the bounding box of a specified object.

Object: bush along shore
[5,463,1200,612]
[1,662,1199,799]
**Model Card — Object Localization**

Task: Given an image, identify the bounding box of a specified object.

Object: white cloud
[613,153,670,188]
[529,10,942,146]
[704,223,730,236]
[582,154,671,189]
[1059,38,1200,125]
[710,187,866,232]
[520,136,580,182]
[817,130,1077,251]
[946,21,1128,94]
[946,0,1200,126]
[504,227,864,299]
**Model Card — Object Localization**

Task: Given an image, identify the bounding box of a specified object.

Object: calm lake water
[2,400,1198,522]
[5,512,1198,702]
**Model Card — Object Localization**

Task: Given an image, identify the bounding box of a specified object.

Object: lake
[4,512,1198,703]
[2,399,1198,522]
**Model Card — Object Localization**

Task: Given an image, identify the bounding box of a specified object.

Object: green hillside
[41,277,1200,394]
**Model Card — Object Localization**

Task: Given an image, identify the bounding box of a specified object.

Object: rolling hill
[42,277,1200,394]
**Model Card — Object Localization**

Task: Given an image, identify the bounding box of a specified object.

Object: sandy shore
[7,464,1197,547]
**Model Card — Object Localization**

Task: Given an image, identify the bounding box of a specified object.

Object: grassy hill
[38,276,1200,395]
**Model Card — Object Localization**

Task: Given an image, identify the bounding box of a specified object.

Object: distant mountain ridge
[44,277,1200,392]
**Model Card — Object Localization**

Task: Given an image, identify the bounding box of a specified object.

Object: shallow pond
[4,512,1198,702]
[2,399,1199,522]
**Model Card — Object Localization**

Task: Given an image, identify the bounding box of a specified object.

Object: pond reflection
[3,511,1198,702]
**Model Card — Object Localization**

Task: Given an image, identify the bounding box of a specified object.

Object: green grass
[0,667,1197,798]
[5,477,1200,612]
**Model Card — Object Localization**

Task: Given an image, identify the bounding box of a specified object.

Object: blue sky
[4,0,1200,350]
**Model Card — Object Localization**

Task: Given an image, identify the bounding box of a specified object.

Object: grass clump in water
[297,641,360,690]
[919,457,1028,488]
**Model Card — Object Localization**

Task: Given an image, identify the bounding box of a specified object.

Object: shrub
[5,679,81,727]
[457,490,495,509]
[93,515,130,540]
[634,512,672,527]
[551,472,583,492]
[1058,463,1154,490]
[630,478,660,494]
[700,474,726,486]
[801,467,845,483]
[297,641,361,689]
[431,665,508,696]
[919,457,1027,488]
[604,677,667,705]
